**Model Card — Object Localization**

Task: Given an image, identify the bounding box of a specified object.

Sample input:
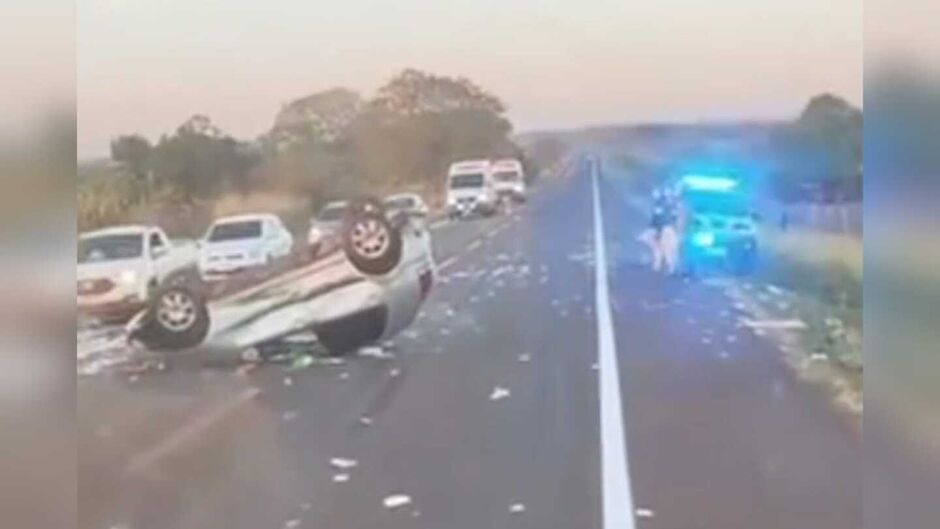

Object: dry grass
[211,192,309,218]
[764,228,862,280]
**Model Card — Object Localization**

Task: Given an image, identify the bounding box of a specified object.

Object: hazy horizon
[78,0,862,159]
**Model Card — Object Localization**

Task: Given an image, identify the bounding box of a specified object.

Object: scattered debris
[489,386,511,401]
[509,503,527,514]
[359,416,373,426]
[337,372,350,380]
[718,351,731,360]
[332,473,349,483]
[700,337,712,345]
[725,334,738,343]
[330,458,358,469]
[359,345,394,359]
[411,509,421,517]
[766,284,785,296]
[241,347,262,363]
[389,368,401,377]
[383,495,412,509]
[591,362,599,371]
[518,353,531,363]
[810,353,829,362]
[282,410,300,422]
[740,318,807,330]
[636,508,656,519]
[283,376,293,387]
[283,519,302,529]
[284,354,313,371]
[301,503,311,512]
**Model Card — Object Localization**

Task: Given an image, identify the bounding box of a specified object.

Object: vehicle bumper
[448,201,494,217]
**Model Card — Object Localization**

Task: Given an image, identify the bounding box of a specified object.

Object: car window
[78,234,144,263]
[385,196,416,210]
[318,205,347,221]
[207,220,263,241]
[493,171,520,182]
[149,232,164,249]
[450,173,485,188]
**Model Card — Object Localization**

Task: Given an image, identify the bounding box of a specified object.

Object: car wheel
[342,199,403,275]
[130,285,210,351]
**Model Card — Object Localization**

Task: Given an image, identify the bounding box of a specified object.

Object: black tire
[131,285,210,351]
[342,200,403,275]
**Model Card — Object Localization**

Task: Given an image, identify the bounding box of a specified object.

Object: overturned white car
[126,198,435,356]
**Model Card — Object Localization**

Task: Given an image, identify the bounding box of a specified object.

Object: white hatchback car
[199,214,294,280]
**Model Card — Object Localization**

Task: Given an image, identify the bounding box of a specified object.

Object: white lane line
[591,159,637,529]
[467,239,482,251]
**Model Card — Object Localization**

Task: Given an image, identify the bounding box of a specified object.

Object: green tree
[271,88,363,148]
[350,68,514,191]
[110,134,152,181]
[150,115,258,202]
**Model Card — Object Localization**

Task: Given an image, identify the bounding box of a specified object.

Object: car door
[149,230,170,281]
[274,218,293,256]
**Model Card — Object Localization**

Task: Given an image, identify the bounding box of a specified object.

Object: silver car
[126,198,435,356]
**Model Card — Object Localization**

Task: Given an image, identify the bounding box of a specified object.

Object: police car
[677,174,759,276]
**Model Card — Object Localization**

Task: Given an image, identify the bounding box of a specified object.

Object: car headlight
[118,270,138,285]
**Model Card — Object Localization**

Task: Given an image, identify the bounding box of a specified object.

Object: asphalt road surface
[78,157,862,529]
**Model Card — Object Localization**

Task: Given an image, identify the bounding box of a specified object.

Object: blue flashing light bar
[691,231,716,247]
[681,174,738,192]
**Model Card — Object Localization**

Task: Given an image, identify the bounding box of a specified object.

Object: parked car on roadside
[307,200,348,259]
[446,159,498,219]
[78,225,200,322]
[199,213,293,280]
[491,158,527,203]
[384,193,429,219]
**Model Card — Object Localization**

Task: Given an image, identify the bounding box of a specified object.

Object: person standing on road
[644,188,680,275]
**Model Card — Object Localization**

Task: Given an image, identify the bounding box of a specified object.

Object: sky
[76,0,863,159]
